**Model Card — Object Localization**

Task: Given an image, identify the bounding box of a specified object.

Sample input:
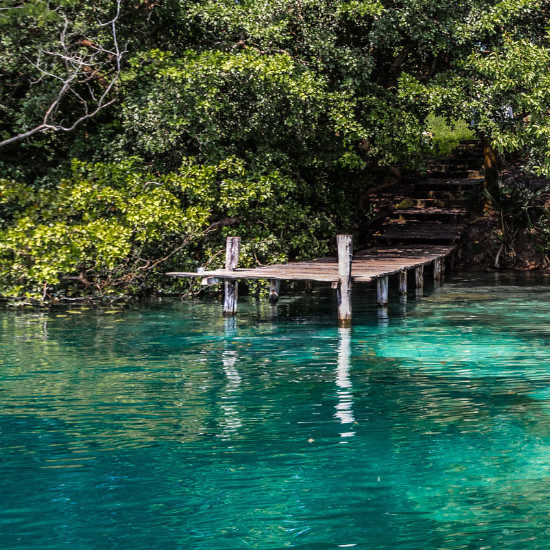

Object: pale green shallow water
[0,271,549,549]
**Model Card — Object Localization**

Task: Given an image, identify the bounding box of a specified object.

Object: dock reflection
[220,317,242,439]
[335,327,355,438]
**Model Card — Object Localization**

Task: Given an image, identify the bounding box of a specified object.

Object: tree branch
[0,0,125,148]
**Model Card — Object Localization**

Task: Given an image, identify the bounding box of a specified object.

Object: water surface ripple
[0,272,549,549]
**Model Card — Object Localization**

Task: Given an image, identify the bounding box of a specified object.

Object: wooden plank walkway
[168,238,455,326]
[168,141,482,326]
[168,244,454,284]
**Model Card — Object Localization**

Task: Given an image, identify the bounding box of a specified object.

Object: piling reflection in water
[220,317,242,439]
[335,327,355,438]
[377,306,389,328]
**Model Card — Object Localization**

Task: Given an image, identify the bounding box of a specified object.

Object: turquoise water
[0,272,549,549]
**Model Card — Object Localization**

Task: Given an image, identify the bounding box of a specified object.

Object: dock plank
[167,245,455,284]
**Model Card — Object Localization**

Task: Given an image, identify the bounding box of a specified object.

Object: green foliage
[539,211,550,256]
[0,157,336,299]
[399,8,550,176]
[486,181,545,233]
[426,115,476,157]
[1,0,549,299]
[484,178,549,263]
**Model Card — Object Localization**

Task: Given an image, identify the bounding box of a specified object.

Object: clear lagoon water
[0,271,549,549]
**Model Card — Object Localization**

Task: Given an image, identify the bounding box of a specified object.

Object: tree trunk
[480,133,500,209]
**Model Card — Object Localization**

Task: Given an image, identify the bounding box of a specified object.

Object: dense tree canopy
[1,0,549,300]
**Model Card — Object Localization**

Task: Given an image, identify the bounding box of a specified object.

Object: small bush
[426,115,476,157]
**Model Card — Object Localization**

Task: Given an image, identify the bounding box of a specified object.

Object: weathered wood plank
[433,258,443,283]
[415,264,424,289]
[167,245,455,286]
[168,270,339,282]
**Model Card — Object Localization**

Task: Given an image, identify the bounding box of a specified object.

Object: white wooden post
[336,234,353,327]
[377,276,389,306]
[269,279,281,303]
[398,270,407,301]
[223,237,240,316]
[415,265,424,290]
[433,258,443,284]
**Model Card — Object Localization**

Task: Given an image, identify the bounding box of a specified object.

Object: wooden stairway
[373,141,484,245]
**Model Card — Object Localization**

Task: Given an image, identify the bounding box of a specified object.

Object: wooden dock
[167,236,454,326]
[168,141,484,325]
[169,244,452,284]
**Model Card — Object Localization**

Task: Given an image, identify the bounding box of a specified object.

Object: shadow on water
[0,271,549,548]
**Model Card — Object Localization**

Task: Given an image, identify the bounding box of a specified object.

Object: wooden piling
[398,271,407,301]
[433,258,443,284]
[223,237,240,316]
[269,279,281,303]
[336,234,353,327]
[415,265,424,290]
[377,276,389,306]
[450,250,456,270]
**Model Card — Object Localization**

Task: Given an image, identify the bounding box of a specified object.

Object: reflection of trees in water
[0,308,226,448]
[1,298,549,548]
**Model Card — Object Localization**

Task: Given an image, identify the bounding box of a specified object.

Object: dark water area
[0,271,549,549]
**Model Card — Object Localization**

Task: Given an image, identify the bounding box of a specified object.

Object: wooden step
[428,161,479,171]
[453,148,484,157]
[413,197,468,208]
[393,207,468,222]
[413,189,475,200]
[415,177,484,190]
[367,142,481,248]
[374,221,464,244]
[427,169,483,178]
[447,150,483,161]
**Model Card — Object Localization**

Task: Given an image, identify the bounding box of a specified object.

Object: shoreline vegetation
[1,2,549,305]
